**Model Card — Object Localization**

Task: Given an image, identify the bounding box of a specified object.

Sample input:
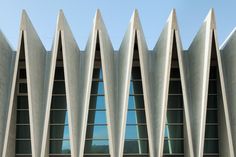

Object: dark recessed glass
[89,96,105,110]
[164,140,184,154]
[131,67,141,79]
[206,110,218,123]
[51,96,67,109]
[130,81,143,94]
[52,82,66,94]
[17,96,28,109]
[168,95,183,108]
[50,125,69,139]
[169,81,182,94]
[128,95,145,109]
[49,140,71,154]
[164,125,183,138]
[170,68,180,78]
[86,126,108,139]
[205,125,218,138]
[54,67,64,80]
[91,81,104,94]
[19,69,26,79]
[208,81,217,94]
[207,95,217,108]
[19,83,27,93]
[204,140,219,153]
[123,140,148,154]
[15,140,32,154]
[166,110,183,123]
[16,125,30,138]
[50,110,68,124]
[87,111,107,124]
[17,111,30,124]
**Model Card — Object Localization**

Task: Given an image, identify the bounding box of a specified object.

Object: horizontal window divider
[84,154,110,155]
[167,108,184,111]
[17,94,28,96]
[50,109,68,111]
[53,80,65,82]
[163,153,184,155]
[92,79,104,81]
[129,94,144,96]
[208,94,217,96]
[205,123,219,125]
[87,124,107,126]
[85,138,109,141]
[52,94,66,96]
[49,139,70,140]
[169,78,181,81]
[127,109,145,111]
[85,138,109,140]
[164,138,184,140]
[123,154,149,155]
[90,94,105,96]
[88,109,106,111]
[126,123,147,126]
[16,154,33,155]
[165,123,184,125]
[204,138,219,140]
[16,109,29,111]
[16,123,30,125]
[49,124,69,126]
[16,139,31,140]
[124,138,148,140]
[207,108,218,110]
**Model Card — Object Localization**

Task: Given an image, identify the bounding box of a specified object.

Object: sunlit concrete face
[0,9,236,157]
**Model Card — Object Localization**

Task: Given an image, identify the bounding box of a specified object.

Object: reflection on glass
[85,65,109,155]
[164,67,184,155]
[204,66,219,155]
[49,64,71,155]
[124,66,149,155]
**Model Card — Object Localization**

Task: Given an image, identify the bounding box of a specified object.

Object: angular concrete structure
[0,9,235,157]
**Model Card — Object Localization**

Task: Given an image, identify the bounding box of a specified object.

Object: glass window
[166,111,183,123]
[128,96,144,109]
[89,96,105,110]
[19,83,27,93]
[51,96,67,109]
[17,96,28,109]
[54,67,64,80]
[164,125,183,138]
[163,140,184,154]
[124,140,149,154]
[84,140,109,154]
[52,82,66,94]
[126,111,146,124]
[50,110,69,124]
[16,125,30,138]
[15,140,32,154]
[49,140,71,154]
[168,95,183,108]
[91,81,104,94]
[50,125,70,139]
[17,111,30,124]
[125,125,148,139]
[169,81,182,94]
[204,140,219,153]
[87,111,107,124]
[86,126,109,139]
[19,69,26,79]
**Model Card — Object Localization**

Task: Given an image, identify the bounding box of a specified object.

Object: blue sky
[0,0,235,50]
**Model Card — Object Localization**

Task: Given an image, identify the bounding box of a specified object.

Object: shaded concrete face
[1,9,236,157]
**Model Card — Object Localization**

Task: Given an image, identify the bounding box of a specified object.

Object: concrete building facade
[0,9,235,157]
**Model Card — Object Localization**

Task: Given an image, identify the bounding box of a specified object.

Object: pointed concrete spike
[57,9,66,30]
[93,9,106,30]
[204,8,216,29]
[167,9,178,29]
[220,27,236,49]
[20,9,30,30]
[130,9,141,30]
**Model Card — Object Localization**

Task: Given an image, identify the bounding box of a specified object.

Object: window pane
[89,96,105,110]
[15,140,32,154]
[50,125,69,139]
[130,81,143,94]
[87,111,107,124]
[164,125,183,138]
[84,140,109,154]
[53,82,65,94]
[127,111,146,124]
[86,126,108,139]
[166,111,183,123]
[207,95,217,108]
[19,69,26,79]
[204,140,219,153]
[208,81,217,94]
[163,140,184,154]
[170,68,180,78]
[124,140,148,154]
[206,110,218,123]
[131,67,141,79]
[19,83,27,93]
[17,96,28,109]
[92,69,103,80]
[50,110,68,124]
[125,125,148,139]
[205,125,218,138]
[54,67,64,80]
[49,140,71,154]
[17,111,30,124]
[168,95,183,108]
[128,96,144,109]
[16,125,30,138]
[51,96,67,109]
[91,81,104,94]
[169,81,182,94]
